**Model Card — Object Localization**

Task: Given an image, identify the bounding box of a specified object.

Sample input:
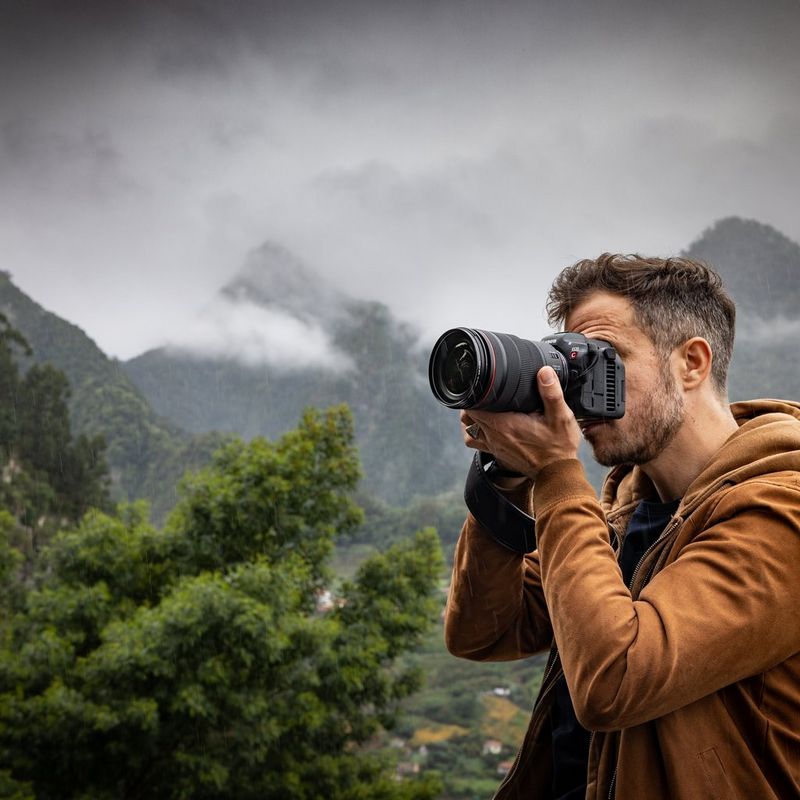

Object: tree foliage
[0,315,111,533]
[0,405,444,800]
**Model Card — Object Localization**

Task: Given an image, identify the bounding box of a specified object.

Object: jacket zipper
[583,521,624,796]
[499,516,660,798]
[537,644,560,703]
[494,648,563,796]
[597,515,681,798]
[607,766,618,799]
[600,489,732,796]
[628,516,681,597]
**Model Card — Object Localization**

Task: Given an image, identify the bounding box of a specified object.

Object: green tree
[13,364,111,526]
[0,406,443,800]
[0,321,112,532]
[0,510,23,615]
[0,314,109,539]
[0,313,29,461]
[15,364,72,480]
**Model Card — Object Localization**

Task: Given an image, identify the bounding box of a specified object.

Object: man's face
[564,291,685,467]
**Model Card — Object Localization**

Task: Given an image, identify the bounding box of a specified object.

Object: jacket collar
[599,399,800,520]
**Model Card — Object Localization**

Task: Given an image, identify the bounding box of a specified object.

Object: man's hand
[460,366,581,479]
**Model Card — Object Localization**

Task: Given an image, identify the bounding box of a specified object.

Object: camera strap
[464,451,537,554]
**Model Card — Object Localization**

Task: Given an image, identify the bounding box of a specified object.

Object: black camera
[428,328,625,420]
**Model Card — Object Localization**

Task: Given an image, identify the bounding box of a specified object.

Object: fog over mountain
[222,243,350,327]
[165,243,353,370]
[2,0,799,361]
[125,244,464,504]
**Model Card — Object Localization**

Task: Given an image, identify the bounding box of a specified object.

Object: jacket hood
[600,399,800,518]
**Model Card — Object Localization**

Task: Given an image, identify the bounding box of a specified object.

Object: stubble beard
[590,364,685,468]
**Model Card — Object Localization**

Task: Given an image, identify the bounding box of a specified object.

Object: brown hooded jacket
[445,400,800,799]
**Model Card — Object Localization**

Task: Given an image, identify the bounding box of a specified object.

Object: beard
[589,362,685,467]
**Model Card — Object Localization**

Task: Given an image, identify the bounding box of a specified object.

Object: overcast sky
[2,0,799,361]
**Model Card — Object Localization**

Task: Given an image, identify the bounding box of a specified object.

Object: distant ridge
[684,216,800,317]
[685,217,800,402]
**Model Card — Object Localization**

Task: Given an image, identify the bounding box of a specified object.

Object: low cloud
[164,295,353,371]
[737,311,800,340]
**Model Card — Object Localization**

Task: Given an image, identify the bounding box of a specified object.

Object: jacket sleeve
[533,459,800,732]
[444,481,553,662]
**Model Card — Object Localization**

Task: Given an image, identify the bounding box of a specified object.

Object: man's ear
[677,337,713,390]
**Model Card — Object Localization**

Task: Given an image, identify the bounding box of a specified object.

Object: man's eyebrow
[602,335,627,354]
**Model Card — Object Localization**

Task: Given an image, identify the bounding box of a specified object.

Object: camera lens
[429,328,568,412]
[429,329,491,407]
[442,341,477,395]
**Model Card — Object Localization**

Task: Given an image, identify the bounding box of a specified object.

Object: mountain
[684,216,800,402]
[684,217,800,318]
[0,272,227,521]
[223,242,351,326]
[124,244,466,505]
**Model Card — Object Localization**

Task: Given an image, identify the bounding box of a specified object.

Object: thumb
[537,367,570,416]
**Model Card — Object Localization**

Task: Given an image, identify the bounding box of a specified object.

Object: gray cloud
[1,0,799,358]
[165,295,353,371]
[2,119,120,175]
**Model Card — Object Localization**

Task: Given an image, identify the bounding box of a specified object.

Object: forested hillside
[0,273,228,521]
[0,314,111,555]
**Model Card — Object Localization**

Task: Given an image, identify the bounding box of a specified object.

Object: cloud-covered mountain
[164,243,353,371]
[125,244,465,504]
[685,217,800,318]
[221,242,350,325]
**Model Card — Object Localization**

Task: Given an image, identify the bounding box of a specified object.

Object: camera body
[428,328,625,420]
[541,332,625,420]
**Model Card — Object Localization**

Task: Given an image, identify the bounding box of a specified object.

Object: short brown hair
[546,254,736,396]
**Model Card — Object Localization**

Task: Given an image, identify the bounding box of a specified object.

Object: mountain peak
[157,241,355,371]
[221,241,348,326]
[684,217,800,316]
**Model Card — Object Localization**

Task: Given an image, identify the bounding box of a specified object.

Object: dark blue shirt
[550,497,680,800]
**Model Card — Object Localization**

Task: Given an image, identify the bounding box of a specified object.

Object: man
[444,254,800,799]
